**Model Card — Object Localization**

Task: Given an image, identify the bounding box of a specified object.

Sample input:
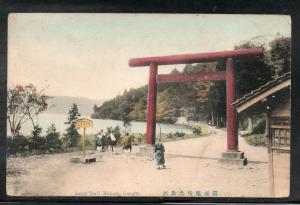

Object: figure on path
[154,139,166,169]
[95,129,104,151]
[122,133,132,152]
[102,132,109,152]
[107,133,117,152]
[95,134,102,151]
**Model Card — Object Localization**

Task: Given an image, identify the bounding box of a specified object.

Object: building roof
[232,72,291,113]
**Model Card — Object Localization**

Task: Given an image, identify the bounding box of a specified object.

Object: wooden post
[266,109,275,196]
[75,118,93,163]
[83,127,86,158]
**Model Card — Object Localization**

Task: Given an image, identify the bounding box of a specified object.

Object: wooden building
[232,72,291,197]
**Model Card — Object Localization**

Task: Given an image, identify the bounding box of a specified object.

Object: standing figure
[96,129,104,151]
[107,133,117,152]
[98,130,106,152]
[102,132,109,152]
[122,133,132,152]
[154,139,166,169]
[95,133,102,151]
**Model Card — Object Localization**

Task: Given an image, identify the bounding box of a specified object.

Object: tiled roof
[232,72,291,108]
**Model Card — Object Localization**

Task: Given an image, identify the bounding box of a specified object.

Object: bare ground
[6,126,270,197]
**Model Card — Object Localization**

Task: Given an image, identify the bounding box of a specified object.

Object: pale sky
[8,14,291,101]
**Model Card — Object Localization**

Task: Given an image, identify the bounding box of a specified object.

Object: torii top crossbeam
[129,48,262,67]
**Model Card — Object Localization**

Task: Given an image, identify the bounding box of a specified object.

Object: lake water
[7,114,193,136]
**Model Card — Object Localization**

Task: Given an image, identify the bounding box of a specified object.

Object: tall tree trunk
[9,118,18,138]
[28,112,36,129]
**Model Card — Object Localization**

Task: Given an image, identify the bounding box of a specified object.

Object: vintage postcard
[6,13,291,198]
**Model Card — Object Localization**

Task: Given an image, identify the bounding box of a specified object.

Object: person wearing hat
[154,138,166,169]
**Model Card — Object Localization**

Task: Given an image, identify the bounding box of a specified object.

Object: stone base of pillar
[135,145,155,158]
[218,151,247,166]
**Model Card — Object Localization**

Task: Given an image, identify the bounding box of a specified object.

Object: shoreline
[7,115,195,137]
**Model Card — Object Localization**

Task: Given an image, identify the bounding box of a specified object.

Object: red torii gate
[129,48,262,155]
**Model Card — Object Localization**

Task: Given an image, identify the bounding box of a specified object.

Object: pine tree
[29,125,46,153]
[64,103,81,147]
[45,124,62,152]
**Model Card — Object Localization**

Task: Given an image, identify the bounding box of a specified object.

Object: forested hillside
[92,36,291,125]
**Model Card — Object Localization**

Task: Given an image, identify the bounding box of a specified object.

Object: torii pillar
[226,57,238,151]
[129,48,262,165]
[146,63,158,145]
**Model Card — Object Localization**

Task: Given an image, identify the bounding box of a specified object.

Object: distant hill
[44,96,104,116]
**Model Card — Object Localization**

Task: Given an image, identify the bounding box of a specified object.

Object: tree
[234,40,274,97]
[128,100,146,121]
[233,36,290,130]
[116,93,133,131]
[269,36,291,76]
[157,88,177,123]
[45,124,62,153]
[202,61,226,126]
[64,103,81,147]
[7,84,52,138]
[29,125,46,154]
[182,63,216,123]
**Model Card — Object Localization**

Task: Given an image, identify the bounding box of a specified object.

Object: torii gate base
[129,48,262,166]
[219,151,247,166]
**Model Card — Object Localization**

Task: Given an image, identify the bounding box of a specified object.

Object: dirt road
[7,126,270,197]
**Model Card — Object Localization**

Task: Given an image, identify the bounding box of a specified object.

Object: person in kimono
[107,133,117,152]
[122,133,132,152]
[95,130,104,151]
[154,139,166,169]
[102,132,109,152]
[95,134,102,151]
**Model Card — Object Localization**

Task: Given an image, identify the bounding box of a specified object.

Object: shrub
[174,131,185,138]
[193,125,202,135]
[7,133,29,156]
[245,134,266,147]
[167,133,173,138]
[252,118,266,134]
[86,135,96,149]
[135,133,145,144]
[78,134,96,150]
[129,134,136,144]
[6,137,13,155]
[61,136,72,150]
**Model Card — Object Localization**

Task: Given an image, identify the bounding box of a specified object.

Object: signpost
[76,118,93,158]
